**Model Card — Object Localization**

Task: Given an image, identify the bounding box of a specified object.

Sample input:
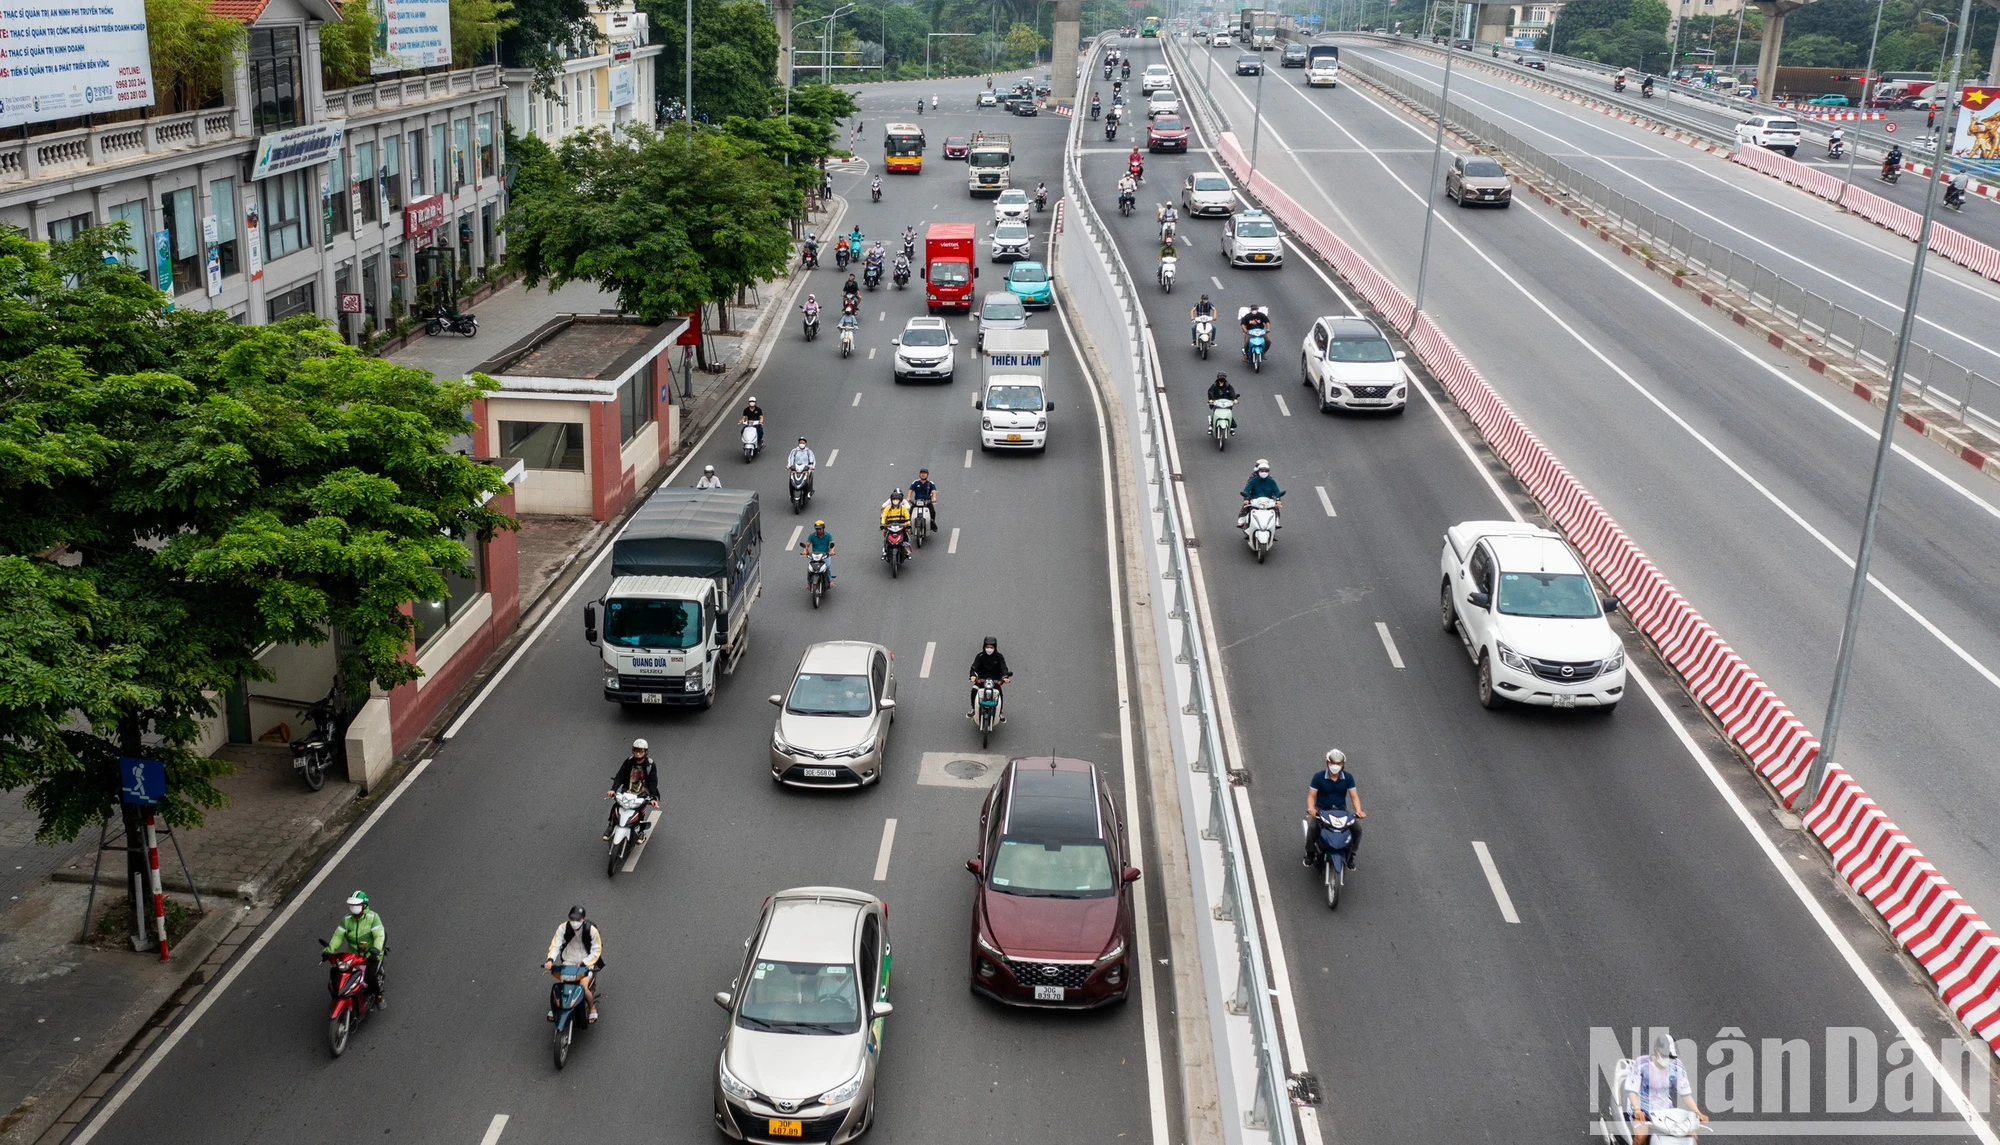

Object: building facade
[0,0,508,343]
[507,3,662,144]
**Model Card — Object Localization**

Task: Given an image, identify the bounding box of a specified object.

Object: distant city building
[506,3,662,144]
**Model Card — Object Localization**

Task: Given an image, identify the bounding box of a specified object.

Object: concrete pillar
[1751,0,1806,103]
[1476,1,1509,42]
[775,0,795,86]
[1051,0,1083,107]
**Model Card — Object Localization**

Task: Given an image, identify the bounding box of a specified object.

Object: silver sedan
[769,641,897,788]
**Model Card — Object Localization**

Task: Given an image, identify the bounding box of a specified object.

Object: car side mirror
[768,694,783,706]
[1602,596,1620,614]
[920,267,927,279]
[1045,403,1054,412]
[949,336,959,345]
[1122,867,1142,883]
[890,337,900,345]
[965,858,985,877]
[714,991,733,1010]
[872,1001,895,1017]
[973,399,984,410]
[1468,591,1491,610]
[1394,350,1408,360]
[879,698,896,710]
[583,603,599,645]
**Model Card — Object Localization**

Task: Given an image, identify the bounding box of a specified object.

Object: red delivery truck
[923,223,977,313]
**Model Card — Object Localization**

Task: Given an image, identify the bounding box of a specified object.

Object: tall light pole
[1247,45,1270,175]
[1411,49,1456,321]
[1798,0,1976,814]
[1840,0,1888,194]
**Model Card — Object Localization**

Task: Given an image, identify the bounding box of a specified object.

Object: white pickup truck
[1438,521,1626,710]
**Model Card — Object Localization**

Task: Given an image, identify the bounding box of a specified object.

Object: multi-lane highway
[1151,31,2000,963]
[71,81,1177,1145]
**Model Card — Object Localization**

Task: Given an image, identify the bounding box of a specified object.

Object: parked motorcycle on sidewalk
[1303,810,1355,908]
[605,791,652,878]
[1243,496,1279,563]
[424,306,478,337]
[290,695,340,792]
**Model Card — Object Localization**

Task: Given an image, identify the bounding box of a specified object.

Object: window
[107,200,146,266]
[407,130,425,196]
[249,28,304,135]
[499,420,585,470]
[262,171,308,260]
[1468,546,1493,594]
[452,119,470,190]
[527,93,538,137]
[988,839,1116,896]
[383,136,403,209]
[737,961,862,1034]
[360,253,381,331]
[617,372,654,443]
[324,151,345,249]
[478,113,495,178]
[1497,570,1602,619]
[602,599,701,649]
[784,674,872,716]
[354,142,376,223]
[160,187,201,294]
[411,535,485,651]
[46,212,92,243]
[209,177,239,277]
[1325,336,1395,364]
[983,384,1044,412]
[430,124,447,198]
[267,280,315,320]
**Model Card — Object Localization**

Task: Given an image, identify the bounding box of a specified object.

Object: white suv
[891,316,957,383]
[1221,209,1283,266]
[1141,64,1173,94]
[1735,115,1801,156]
[1300,315,1407,412]
[1183,171,1235,216]
[1438,522,1626,710]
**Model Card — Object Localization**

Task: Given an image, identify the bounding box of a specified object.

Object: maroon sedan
[967,757,1139,1009]
[1148,115,1189,153]
[943,135,971,159]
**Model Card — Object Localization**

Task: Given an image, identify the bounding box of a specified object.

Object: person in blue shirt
[1238,459,1284,530]
[1305,749,1365,869]
[909,469,940,529]
[800,519,836,581]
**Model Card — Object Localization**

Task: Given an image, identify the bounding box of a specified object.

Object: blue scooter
[1304,811,1355,909]
[549,963,593,1069]
[1245,327,1268,372]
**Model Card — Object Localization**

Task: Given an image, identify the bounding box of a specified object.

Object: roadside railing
[1338,50,2000,439]
[1062,41,1299,1145]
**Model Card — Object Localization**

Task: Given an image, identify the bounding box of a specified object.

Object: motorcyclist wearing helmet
[908,468,940,528]
[604,739,660,841]
[543,906,604,1024]
[880,488,914,559]
[1240,306,1271,357]
[802,232,820,267]
[1207,372,1238,404]
[800,519,837,581]
[326,890,387,1006]
[1090,92,1102,118]
[842,274,861,306]
[695,464,723,490]
[1239,459,1284,530]
[1883,144,1903,180]
[786,437,817,497]
[1304,749,1365,869]
[968,636,1012,718]
[740,396,766,452]
[1624,1032,1708,1143]
[1190,293,1216,345]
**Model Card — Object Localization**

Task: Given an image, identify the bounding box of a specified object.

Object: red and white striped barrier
[1214,127,2000,1048]
[1775,106,1886,120]
[145,811,169,961]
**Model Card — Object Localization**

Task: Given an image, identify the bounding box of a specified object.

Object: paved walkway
[387,278,618,380]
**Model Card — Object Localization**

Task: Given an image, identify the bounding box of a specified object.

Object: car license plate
[803,767,838,778]
[768,1119,804,1137]
[1252,254,1270,261]
[1034,985,1065,1001]
[1553,694,1577,709]
[1006,433,1023,442]
[640,693,664,704]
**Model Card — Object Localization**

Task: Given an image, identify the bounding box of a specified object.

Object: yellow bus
[884,123,925,173]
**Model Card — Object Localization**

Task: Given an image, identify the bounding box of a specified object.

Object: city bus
[884,123,926,174]
[1141,15,1161,36]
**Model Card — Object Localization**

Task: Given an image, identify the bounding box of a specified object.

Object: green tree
[144,0,245,112]
[1003,21,1047,66]
[1780,32,1855,66]
[451,0,516,67]
[504,125,796,324]
[501,0,599,94]
[0,229,514,843]
[320,0,377,89]
[644,0,778,120]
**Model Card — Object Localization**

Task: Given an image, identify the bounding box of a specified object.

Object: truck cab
[923,222,978,313]
[966,132,1014,196]
[1306,44,1341,86]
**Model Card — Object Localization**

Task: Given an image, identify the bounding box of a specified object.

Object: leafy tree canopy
[643,0,779,120]
[502,0,599,93]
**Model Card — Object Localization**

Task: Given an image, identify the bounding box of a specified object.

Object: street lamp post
[1797,0,1977,814]
[1411,49,1456,320]
[1840,0,1889,194]
[1247,44,1270,175]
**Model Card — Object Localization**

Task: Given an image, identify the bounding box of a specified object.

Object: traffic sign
[119,757,165,806]
[1884,122,1897,133]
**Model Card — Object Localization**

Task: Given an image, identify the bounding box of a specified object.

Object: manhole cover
[943,757,991,781]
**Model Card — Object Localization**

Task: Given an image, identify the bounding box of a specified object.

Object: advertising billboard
[373,0,453,73]
[1951,86,2000,180]
[0,0,155,130]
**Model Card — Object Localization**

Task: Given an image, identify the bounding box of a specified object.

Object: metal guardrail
[1065,40,1299,1145]
[1339,50,2000,437]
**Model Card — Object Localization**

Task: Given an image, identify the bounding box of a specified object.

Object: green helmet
[346,890,370,910]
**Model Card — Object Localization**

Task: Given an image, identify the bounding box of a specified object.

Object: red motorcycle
[883,522,912,578]
[322,945,381,1056]
[1128,156,1144,183]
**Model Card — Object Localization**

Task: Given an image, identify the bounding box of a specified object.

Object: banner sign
[609,65,634,108]
[374,0,453,73]
[0,0,155,130]
[252,121,345,180]
[403,193,448,242]
[1951,86,2000,179]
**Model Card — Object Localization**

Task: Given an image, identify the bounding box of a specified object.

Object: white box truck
[1306,44,1340,86]
[973,329,1053,452]
[967,132,1015,196]
[585,488,762,709]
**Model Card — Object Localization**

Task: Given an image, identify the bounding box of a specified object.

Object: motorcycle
[1119,191,1135,216]
[289,695,339,792]
[1944,184,1967,211]
[805,551,832,608]
[741,423,761,462]
[788,464,812,512]
[1159,255,1177,293]
[883,522,911,577]
[893,264,911,289]
[1825,139,1845,160]
[1195,315,1215,358]
[606,790,652,878]
[840,318,858,357]
[1105,64,1115,79]
[1880,163,1901,184]
[917,100,924,115]
[321,944,381,1057]
[1091,101,1102,120]
[871,180,883,202]
[973,678,1005,747]
[1160,218,1176,243]
[424,307,478,337]
[1243,496,1279,562]
[864,262,882,290]
[1599,1070,1708,1143]
[835,244,851,269]
[1129,159,1144,183]
[912,503,933,547]
[1640,81,1653,99]
[1613,78,1626,94]
[1245,327,1268,371]
[801,244,819,270]
[902,237,916,262]
[803,308,821,341]
[549,963,592,1070]
[1208,398,1236,450]
[1303,810,1355,908]
[1035,188,1049,212]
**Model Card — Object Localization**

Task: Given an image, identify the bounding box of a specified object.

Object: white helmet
[1255,459,1271,474]
[1325,748,1346,766]
[632,738,649,751]
[703,464,715,474]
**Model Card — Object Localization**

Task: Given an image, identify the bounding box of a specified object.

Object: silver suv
[1222,209,1283,267]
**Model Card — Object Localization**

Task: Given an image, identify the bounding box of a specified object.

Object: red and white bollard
[144,812,168,961]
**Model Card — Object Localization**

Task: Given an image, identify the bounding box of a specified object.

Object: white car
[891,316,957,383]
[992,188,1032,222]
[1183,170,1235,216]
[1141,64,1173,94]
[1735,114,1801,157]
[1210,31,1232,46]
[1147,91,1180,119]
[977,90,997,107]
[1438,522,1627,710]
[1221,208,1283,266]
[1300,315,1407,412]
[989,219,1032,261]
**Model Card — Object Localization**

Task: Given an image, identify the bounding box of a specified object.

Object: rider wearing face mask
[1304,749,1365,869]
[604,738,660,841]
[325,890,387,1007]
[968,637,1012,718]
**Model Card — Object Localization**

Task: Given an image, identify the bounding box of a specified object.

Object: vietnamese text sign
[0,0,155,130]
[403,192,447,242]
[609,65,634,108]
[373,0,452,73]
[252,121,345,180]
[1951,86,1999,179]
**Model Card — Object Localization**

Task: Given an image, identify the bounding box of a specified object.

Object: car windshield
[1327,336,1395,363]
[1464,159,1506,177]
[1012,266,1048,283]
[1767,119,1801,131]
[1496,571,1602,619]
[603,599,701,649]
[998,191,1028,204]
[786,673,873,716]
[735,960,862,1035]
[969,152,1006,167]
[1194,175,1229,191]
[985,385,1044,411]
[996,223,1028,238]
[903,326,949,347]
[931,260,970,286]
[1154,119,1184,131]
[1236,219,1277,238]
[988,839,1116,898]
[983,297,1025,320]
[947,136,967,147]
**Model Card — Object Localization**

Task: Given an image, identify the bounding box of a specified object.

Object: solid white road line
[1471,841,1521,924]
[919,641,936,678]
[69,758,440,1143]
[963,448,974,468]
[479,1114,510,1145]
[948,527,961,554]
[1315,484,1337,516]
[785,524,803,553]
[1374,622,1405,669]
[1273,393,1291,416]
[853,391,863,406]
[872,818,898,882]
[827,448,840,466]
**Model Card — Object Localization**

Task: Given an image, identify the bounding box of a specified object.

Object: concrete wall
[385,488,522,750]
